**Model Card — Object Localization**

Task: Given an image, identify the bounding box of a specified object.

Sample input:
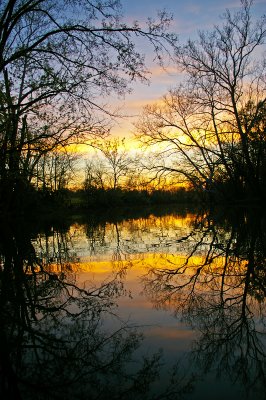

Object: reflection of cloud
[149,326,196,341]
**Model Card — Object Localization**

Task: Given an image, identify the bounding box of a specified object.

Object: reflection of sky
[32,211,266,399]
[107,0,266,138]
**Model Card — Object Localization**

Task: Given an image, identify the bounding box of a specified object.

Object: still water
[1,206,266,399]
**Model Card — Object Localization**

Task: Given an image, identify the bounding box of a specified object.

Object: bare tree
[84,157,108,190]
[91,137,133,189]
[136,0,266,202]
[33,148,79,191]
[0,0,177,202]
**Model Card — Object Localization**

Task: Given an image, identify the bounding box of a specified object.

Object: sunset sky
[109,0,266,138]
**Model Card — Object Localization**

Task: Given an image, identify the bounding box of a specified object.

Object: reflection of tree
[143,210,266,398]
[83,211,195,262]
[0,216,193,399]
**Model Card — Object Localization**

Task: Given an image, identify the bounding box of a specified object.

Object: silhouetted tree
[136,0,266,203]
[0,0,177,207]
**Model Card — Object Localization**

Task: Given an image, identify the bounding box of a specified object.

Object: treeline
[75,187,196,209]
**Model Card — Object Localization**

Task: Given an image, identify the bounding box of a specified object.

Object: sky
[107,0,266,139]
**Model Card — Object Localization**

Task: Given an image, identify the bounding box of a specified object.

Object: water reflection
[74,208,266,399]
[0,213,193,400]
[1,208,266,399]
[142,210,266,399]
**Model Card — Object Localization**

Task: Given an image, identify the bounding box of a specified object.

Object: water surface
[1,206,265,399]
